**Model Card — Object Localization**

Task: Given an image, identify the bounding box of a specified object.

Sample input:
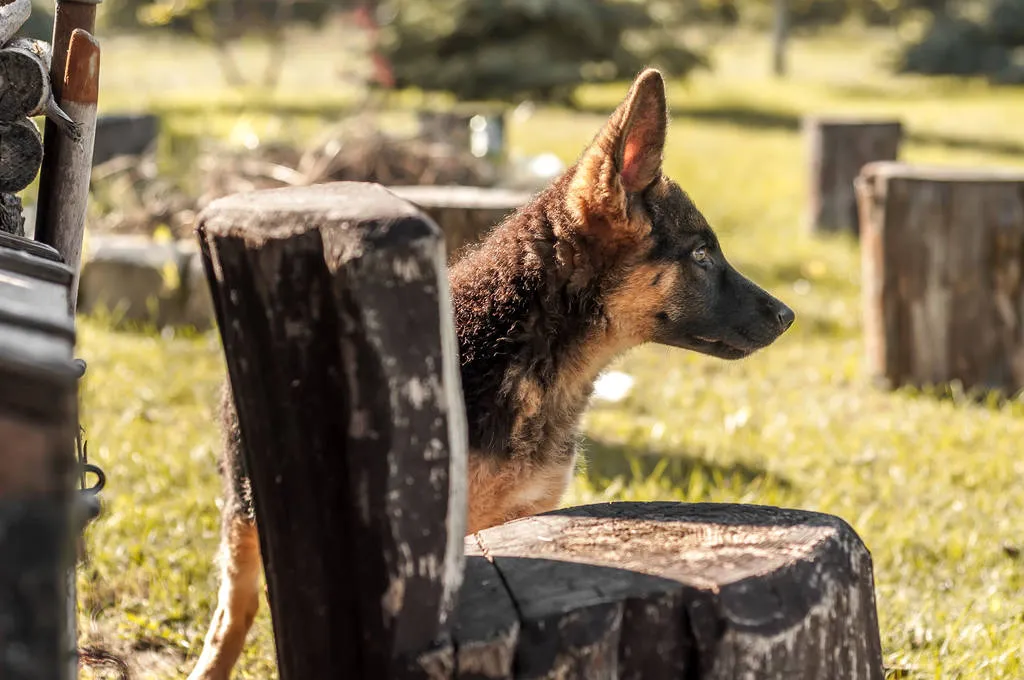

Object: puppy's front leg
[187,516,261,680]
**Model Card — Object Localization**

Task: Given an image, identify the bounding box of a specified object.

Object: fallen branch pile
[89,118,498,239]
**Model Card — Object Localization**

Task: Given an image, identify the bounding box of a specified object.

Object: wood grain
[804,117,902,236]
[196,181,469,678]
[458,502,884,680]
[0,118,42,193]
[0,40,50,121]
[0,0,30,44]
[856,161,1024,394]
[34,29,100,312]
[34,0,98,249]
[0,192,24,236]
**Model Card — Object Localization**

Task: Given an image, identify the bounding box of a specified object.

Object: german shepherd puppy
[188,68,794,679]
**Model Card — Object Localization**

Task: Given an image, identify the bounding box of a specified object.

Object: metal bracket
[72,358,104,532]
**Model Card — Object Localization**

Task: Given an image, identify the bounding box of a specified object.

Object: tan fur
[467,452,576,534]
[605,261,680,343]
[187,519,262,680]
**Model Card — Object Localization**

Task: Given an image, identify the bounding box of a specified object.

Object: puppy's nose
[776,303,795,332]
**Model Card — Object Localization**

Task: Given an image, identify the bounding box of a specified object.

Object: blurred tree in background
[87,0,1024,93]
[98,0,341,87]
[377,0,709,105]
[900,0,1024,82]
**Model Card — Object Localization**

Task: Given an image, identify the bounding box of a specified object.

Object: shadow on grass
[578,435,792,493]
[575,101,1024,157]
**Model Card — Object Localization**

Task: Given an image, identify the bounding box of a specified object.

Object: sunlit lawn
[77,27,1024,679]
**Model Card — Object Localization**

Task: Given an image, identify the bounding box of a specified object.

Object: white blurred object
[592,371,635,403]
[528,152,565,179]
[501,152,566,191]
[724,406,752,433]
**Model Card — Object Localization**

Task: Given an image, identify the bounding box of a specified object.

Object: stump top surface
[802,115,903,128]
[198,182,430,240]
[860,161,1024,183]
[456,501,882,679]
[387,184,534,209]
[471,501,858,589]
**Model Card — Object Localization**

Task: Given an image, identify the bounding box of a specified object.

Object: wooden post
[386,185,532,261]
[855,162,1024,394]
[196,182,468,678]
[804,117,902,237]
[33,0,100,255]
[35,28,100,312]
[771,0,789,77]
[0,236,79,680]
[457,502,884,680]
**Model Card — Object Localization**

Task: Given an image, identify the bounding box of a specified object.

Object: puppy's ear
[568,69,668,225]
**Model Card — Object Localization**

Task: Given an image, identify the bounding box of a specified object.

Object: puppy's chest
[506,375,594,464]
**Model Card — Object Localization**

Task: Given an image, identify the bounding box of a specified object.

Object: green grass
[77,28,1024,679]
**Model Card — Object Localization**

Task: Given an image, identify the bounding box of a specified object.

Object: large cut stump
[457,502,884,680]
[387,185,532,261]
[196,182,468,678]
[804,117,902,236]
[0,233,79,679]
[856,162,1024,394]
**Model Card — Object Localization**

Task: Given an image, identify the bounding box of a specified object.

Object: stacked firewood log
[0,0,81,236]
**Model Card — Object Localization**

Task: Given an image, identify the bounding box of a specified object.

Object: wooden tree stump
[457,502,884,680]
[0,235,78,680]
[855,162,1024,394]
[196,181,468,678]
[804,117,902,236]
[387,185,532,261]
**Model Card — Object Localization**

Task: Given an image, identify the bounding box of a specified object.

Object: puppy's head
[563,68,794,359]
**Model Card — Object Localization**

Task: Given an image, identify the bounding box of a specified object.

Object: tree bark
[0,0,31,45]
[196,181,468,679]
[856,161,1024,394]
[0,192,24,236]
[0,39,51,121]
[0,118,43,193]
[459,502,884,680]
[386,185,532,262]
[804,117,902,236]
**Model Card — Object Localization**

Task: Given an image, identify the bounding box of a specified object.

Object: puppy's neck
[449,179,636,456]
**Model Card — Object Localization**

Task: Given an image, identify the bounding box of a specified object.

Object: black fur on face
[640,180,795,360]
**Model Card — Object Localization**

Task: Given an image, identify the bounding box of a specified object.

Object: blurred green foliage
[98,0,336,33]
[900,0,1024,82]
[378,0,709,104]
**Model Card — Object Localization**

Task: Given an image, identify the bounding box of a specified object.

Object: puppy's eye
[691,246,709,264]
